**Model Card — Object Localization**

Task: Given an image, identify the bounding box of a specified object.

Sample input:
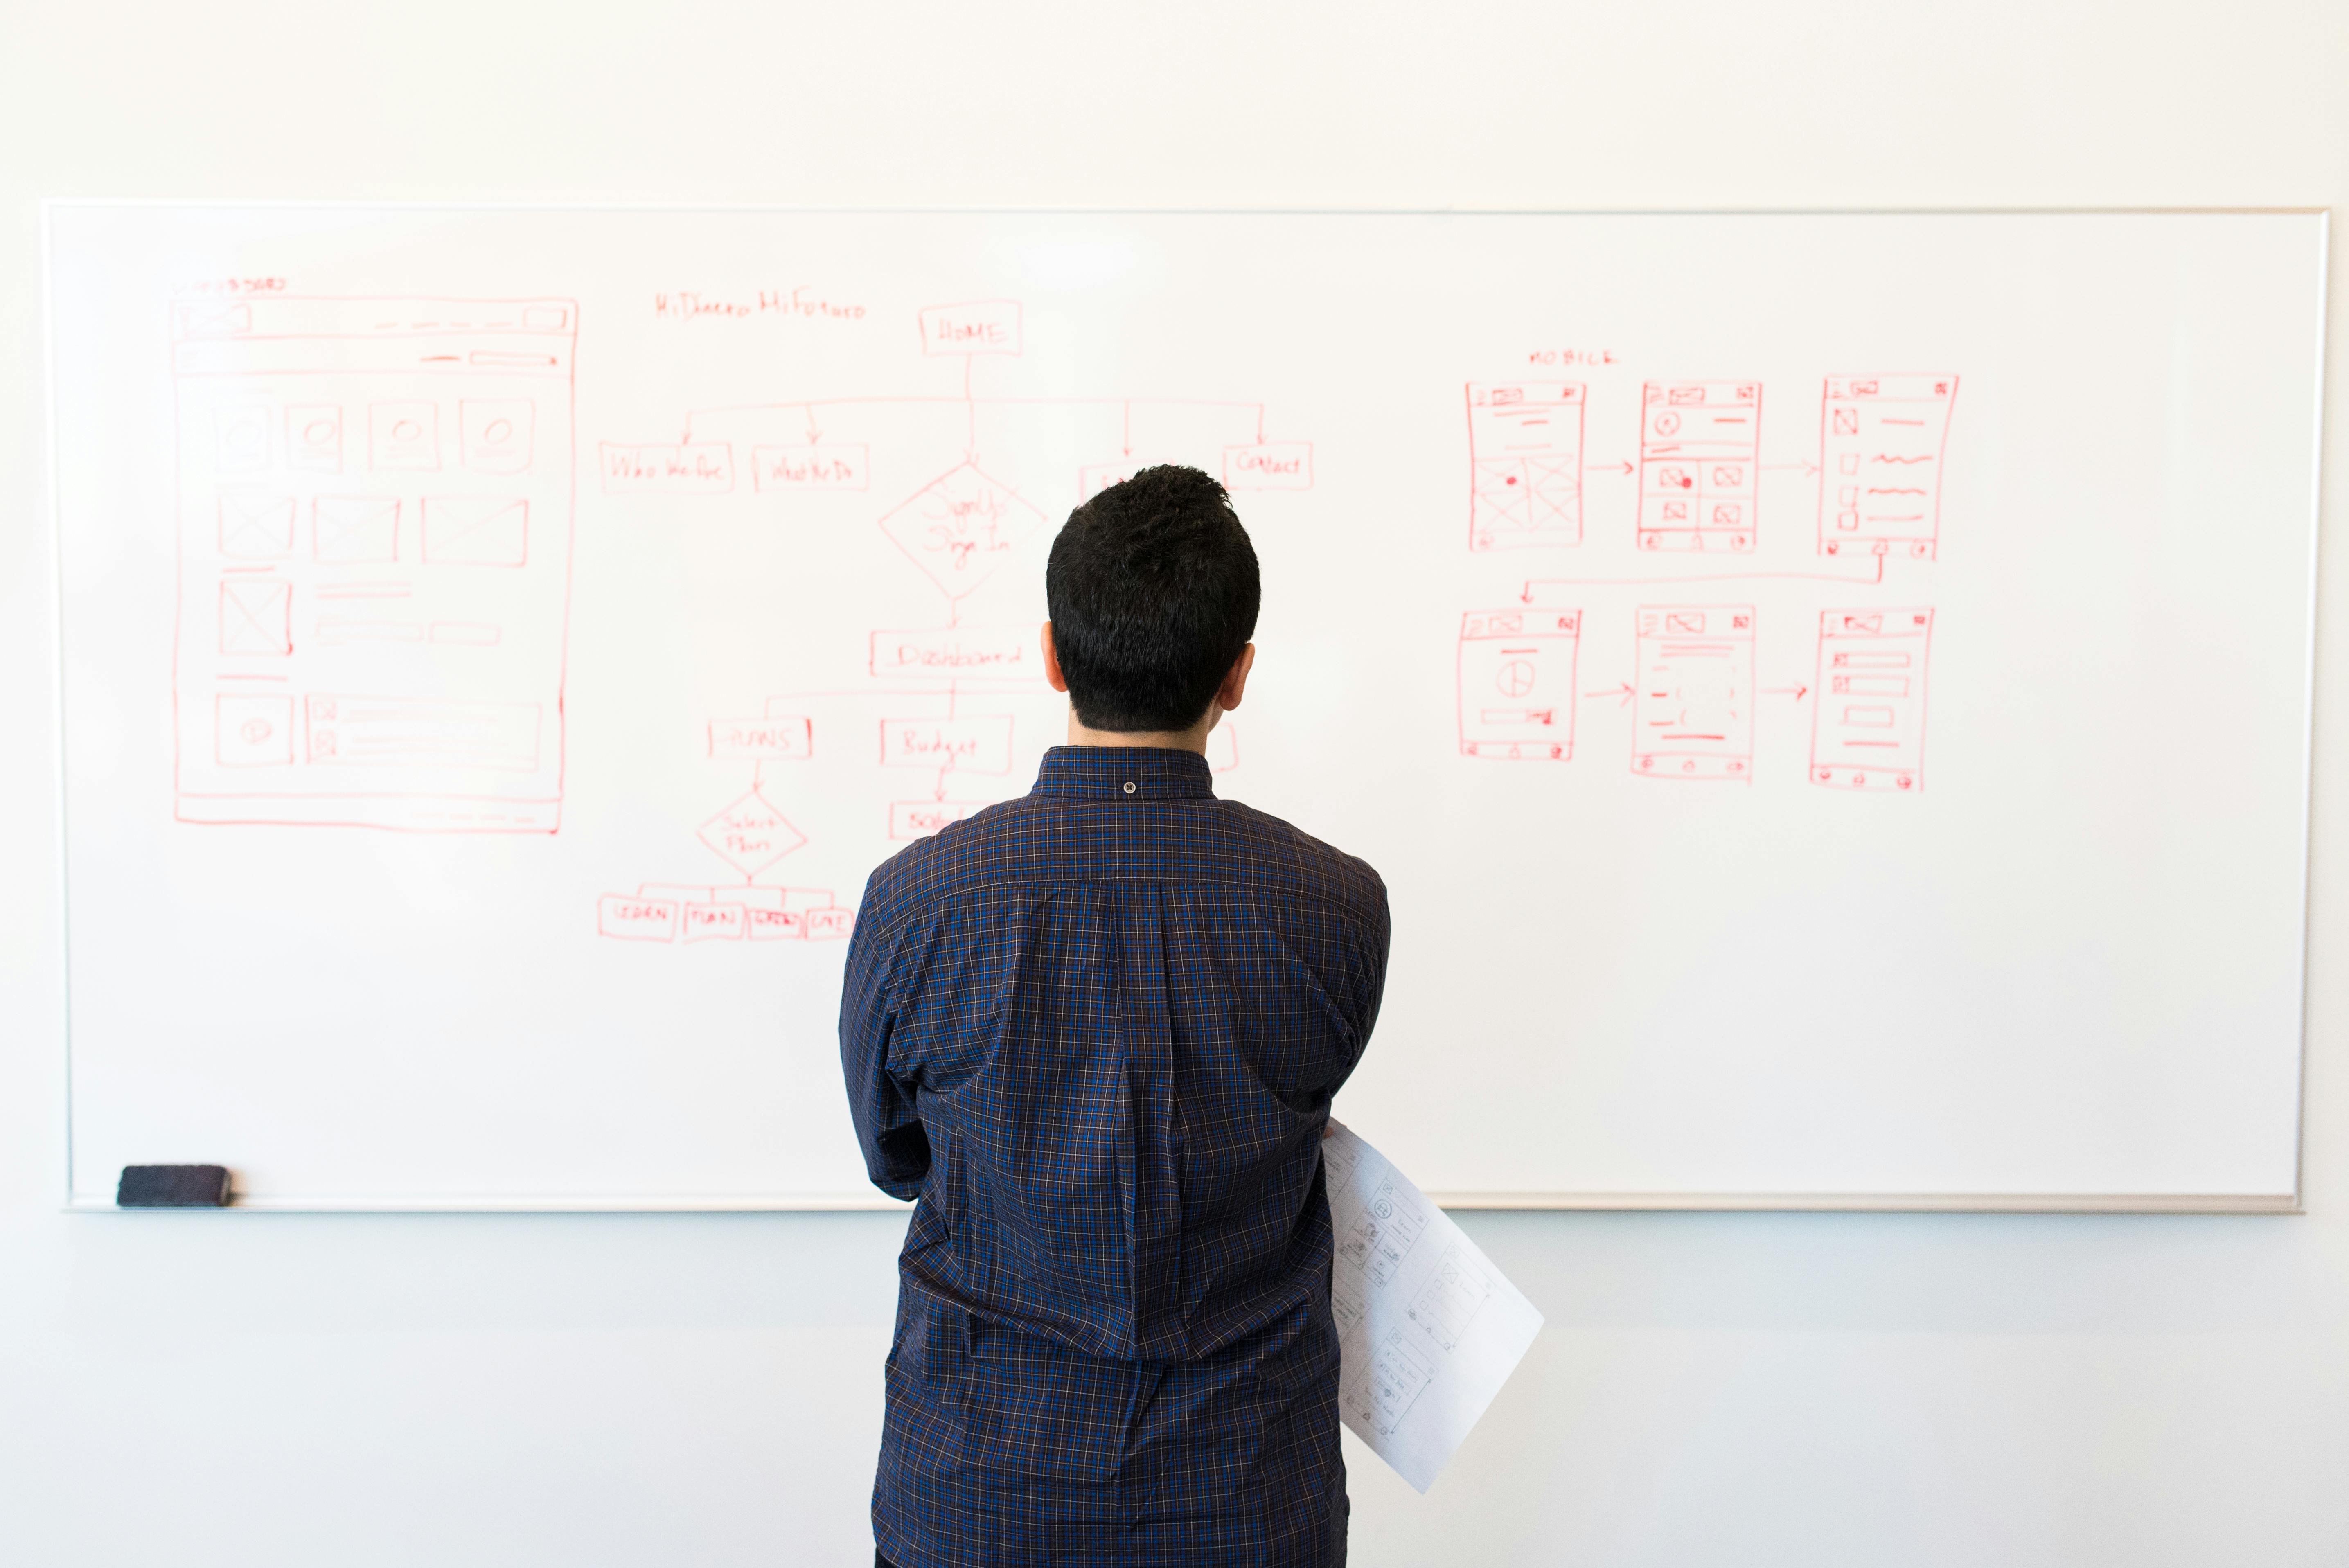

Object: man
[840,464,1391,1567]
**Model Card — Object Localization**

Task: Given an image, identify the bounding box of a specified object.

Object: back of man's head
[1046,464,1261,734]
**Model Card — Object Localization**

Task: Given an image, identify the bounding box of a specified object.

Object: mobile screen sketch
[1819,375,1958,559]
[1465,381,1584,550]
[1811,608,1934,790]
[1632,605,1755,780]
[171,297,577,830]
[1638,380,1760,552]
[1456,609,1580,760]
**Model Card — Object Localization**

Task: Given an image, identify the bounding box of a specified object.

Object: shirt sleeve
[1349,870,1394,1070]
[839,876,931,1201]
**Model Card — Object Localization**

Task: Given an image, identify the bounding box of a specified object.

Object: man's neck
[1064,710,1221,754]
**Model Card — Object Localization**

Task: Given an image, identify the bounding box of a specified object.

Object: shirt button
[1123,781,1136,794]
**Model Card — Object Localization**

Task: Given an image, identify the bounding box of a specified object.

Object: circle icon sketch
[1495,661,1537,697]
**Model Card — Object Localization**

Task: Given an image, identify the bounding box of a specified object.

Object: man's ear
[1216,644,1256,713]
[1039,622,1070,694]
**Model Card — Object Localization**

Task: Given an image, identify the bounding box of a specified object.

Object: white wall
[2,3,2344,1562]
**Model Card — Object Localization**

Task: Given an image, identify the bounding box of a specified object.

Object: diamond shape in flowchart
[877,462,1047,600]
[698,789,807,878]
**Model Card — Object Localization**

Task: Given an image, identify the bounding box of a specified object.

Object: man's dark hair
[1046,464,1260,733]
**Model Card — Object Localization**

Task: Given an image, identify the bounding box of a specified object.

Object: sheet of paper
[1323,1119,1545,1492]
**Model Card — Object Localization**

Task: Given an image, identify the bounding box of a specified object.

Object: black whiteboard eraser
[116,1165,232,1207]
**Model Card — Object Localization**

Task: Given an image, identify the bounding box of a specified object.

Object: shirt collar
[1031,745,1217,801]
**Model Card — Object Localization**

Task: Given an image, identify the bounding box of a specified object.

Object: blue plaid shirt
[841,745,1390,1567]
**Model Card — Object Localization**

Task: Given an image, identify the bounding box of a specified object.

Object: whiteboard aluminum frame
[42,202,2327,1216]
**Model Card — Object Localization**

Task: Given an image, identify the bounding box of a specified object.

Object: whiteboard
[46,205,2323,1211]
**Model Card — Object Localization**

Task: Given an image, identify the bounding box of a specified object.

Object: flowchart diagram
[1454,375,1956,791]
[593,300,1274,945]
